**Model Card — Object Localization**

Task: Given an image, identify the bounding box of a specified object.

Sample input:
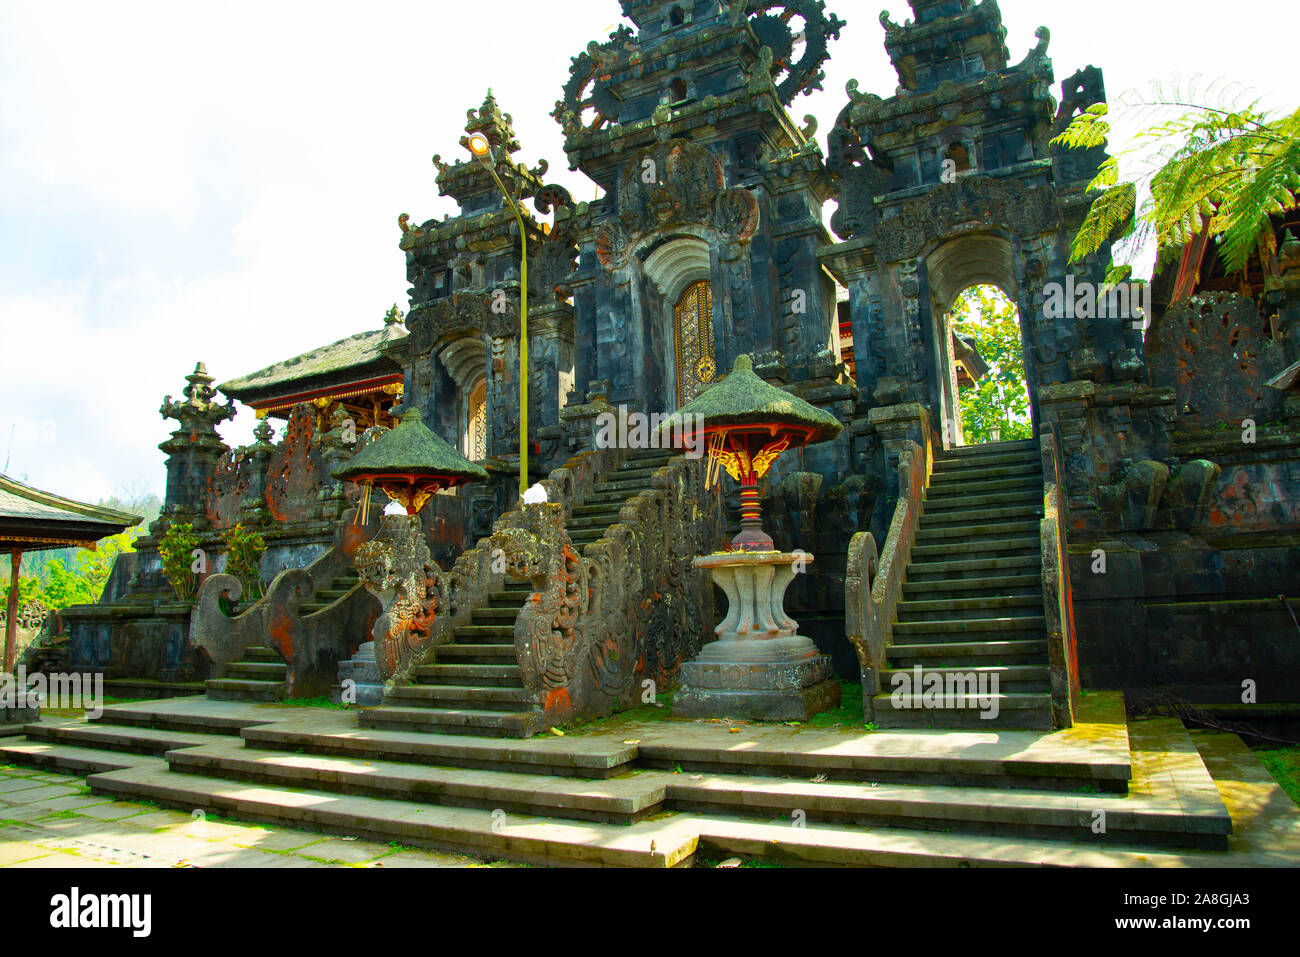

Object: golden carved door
[673,279,717,407]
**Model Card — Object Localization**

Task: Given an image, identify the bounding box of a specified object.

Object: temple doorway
[947,284,1033,448]
[673,278,717,407]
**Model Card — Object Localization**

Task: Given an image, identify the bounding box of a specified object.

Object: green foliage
[1258,748,1300,808]
[1053,83,1300,275]
[157,522,201,603]
[221,523,267,602]
[1,530,139,617]
[954,286,1033,446]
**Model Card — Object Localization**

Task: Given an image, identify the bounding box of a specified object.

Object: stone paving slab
[0,765,508,869]
[89,764,699,867]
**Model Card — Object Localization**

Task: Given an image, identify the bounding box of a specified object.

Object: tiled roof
[0,475,142,547]
[220,322,407,400]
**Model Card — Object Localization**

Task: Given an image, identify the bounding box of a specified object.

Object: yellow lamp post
[467,131,529,501]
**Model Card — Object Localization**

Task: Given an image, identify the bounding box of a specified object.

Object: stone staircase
[0,692,1254,868]
[874,439,1054,730]
[204,572,359,703]
[360,579,541,737]
[565,448,680,549]
[361,448,680,739]
[205,646,288,703]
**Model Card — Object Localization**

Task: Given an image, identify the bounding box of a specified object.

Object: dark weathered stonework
[56,0,1300,715]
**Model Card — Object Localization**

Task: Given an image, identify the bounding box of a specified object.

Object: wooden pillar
[4,550,20,675]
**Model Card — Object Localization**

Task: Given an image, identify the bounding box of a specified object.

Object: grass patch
[38,810,80,821]
[806,682,867,729]
[1257,748,1300,807]
[552,692,679,736]
[270,697,349,710]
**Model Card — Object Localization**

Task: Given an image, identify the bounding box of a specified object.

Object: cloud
[1,0,1291,504]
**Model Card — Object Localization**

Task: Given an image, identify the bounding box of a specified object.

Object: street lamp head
[467,132,493,166]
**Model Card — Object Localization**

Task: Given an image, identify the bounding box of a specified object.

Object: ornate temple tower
[553,0,852,426]
[398,91,577,489]
[822,0,1121,456]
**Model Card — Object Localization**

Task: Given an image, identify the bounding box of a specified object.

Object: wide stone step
[926,476,1044,498]
[21,718,221,756]
[225,661,288,681]
[87,765,695,867]
[567,518,619,533]
[914,520,1041,543]
[897,596,1044,623]
[452,625,517,644]
[922,505,1044,527]
[894,616,1047,641]
[929,462,1041,484]
[880,665,1052,694]
[886,640,1049,667]
[910,538,1039,560]
[0,739,165,776]
[944,439,1038,457]
[570,503,631,518]
[924,490,1043,512]
[587,483,651,499]
[903,574,1043,597]
[487,590,531,604]
[414,664,523,688]
[934,450,1041,472]
[613,465,670,480]
[906,555,1042,581]
[470,607,521,625]
[872,693,1055,731]
[167,742,663,824]
[204,679,286,703]
[241,647,283,662]
[434,645,519,663]
[360,705,542,739]
[389,684,530,708]
[665,771,1226,850]
[241,723,636,779]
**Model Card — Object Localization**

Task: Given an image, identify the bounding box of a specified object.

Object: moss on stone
[657,355,843,443]
[332,411,489,485]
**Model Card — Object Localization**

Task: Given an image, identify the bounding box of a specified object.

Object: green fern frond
[1068,182,1137,264]
[1051,104,1110,150]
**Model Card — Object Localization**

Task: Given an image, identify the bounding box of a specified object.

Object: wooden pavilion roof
[0,474,142,555]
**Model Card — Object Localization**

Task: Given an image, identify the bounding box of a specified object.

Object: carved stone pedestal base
[335,641,385,707]
[674,553,840,721]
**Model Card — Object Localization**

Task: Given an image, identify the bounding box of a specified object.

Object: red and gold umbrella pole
[704,425,812,553]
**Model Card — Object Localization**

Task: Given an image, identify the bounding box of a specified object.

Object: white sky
[0,0,1291,505]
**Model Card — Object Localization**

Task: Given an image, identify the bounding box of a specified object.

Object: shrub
[157,522,202,603]
[222,523,267,602]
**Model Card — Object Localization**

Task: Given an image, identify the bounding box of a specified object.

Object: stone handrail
[190,507,381,698]
[361,446,625,684]
[487,451,725,727]
[846,439,929,722]
[1039,426,1081,728]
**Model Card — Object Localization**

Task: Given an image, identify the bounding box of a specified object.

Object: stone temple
[3,0,1298,867]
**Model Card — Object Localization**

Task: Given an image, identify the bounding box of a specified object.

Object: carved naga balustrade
[359,446,724,727]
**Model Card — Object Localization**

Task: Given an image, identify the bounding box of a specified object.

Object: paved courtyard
[0,762,510,868]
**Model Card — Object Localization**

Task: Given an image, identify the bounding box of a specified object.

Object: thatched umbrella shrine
[332,410,490,519]
[659,355,844,720]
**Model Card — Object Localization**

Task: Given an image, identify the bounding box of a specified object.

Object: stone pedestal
[675,552,840,721]
[335,642,385,707]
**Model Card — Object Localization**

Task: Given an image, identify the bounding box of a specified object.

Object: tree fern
[1054,80,1300,284]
